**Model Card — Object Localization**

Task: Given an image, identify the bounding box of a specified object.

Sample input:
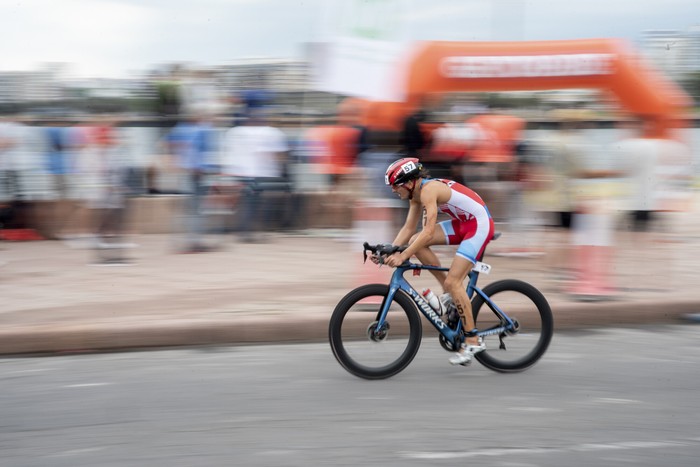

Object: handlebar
[362,242,409,265]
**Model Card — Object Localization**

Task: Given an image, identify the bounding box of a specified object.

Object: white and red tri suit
[422,178,495,263]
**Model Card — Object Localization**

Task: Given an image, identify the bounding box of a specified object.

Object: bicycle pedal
[459,360,472,367]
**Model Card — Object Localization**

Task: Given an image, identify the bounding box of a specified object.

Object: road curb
[0,299,697,356]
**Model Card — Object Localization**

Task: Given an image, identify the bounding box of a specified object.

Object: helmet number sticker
[402,161,416,173]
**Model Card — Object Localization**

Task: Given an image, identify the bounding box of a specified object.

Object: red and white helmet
[385,157,422,186]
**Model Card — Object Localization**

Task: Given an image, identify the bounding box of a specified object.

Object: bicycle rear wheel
[472,279,553,372]
[329,284,422,380]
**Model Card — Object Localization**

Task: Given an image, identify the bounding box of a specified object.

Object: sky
[0,0,699,79]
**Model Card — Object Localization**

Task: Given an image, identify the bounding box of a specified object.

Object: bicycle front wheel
[329,284,422,380]
[472,279,553,373]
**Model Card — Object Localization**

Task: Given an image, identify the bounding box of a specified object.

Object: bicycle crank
[438,333,460,352]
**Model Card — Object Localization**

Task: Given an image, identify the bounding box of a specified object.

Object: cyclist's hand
[369,253,381,265]
[384,252,406,268]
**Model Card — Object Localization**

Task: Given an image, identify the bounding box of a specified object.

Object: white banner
[310,0,409,101]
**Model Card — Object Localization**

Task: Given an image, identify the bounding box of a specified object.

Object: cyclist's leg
[443,255,477,344]
[408,223,449,287]
[445,218,494,348]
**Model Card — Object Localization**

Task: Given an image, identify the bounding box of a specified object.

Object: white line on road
[62,383,112,388]
[48,447,106,457]
[400,439,696,460]
[594,397,641,404]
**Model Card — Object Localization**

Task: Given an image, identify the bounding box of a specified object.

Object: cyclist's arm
[400,185,439,260]
[392,198,422,246]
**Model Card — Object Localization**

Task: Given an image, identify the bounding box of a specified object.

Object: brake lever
[362,242,373,264]
[362,242,401,265]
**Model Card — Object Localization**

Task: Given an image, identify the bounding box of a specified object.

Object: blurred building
[640,27,700,77]
[220,57,338,118]
[0,67,64,107]
[222,57,308,93]
[1,27,700,119]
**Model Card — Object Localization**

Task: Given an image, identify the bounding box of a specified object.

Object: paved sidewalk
[1,220,700,355]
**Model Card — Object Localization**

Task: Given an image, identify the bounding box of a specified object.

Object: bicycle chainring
[438,333,460,352]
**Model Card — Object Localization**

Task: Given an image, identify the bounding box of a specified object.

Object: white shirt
[616,137,692,212]
[0,121,25,171]
[221,125,288,178]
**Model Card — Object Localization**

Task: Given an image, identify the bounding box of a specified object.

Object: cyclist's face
[391,181,412,199]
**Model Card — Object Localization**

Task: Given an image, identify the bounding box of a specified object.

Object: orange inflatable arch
[359,39,693,137]
[320,39,692,171]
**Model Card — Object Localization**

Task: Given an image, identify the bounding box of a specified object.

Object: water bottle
[421,288,443,315]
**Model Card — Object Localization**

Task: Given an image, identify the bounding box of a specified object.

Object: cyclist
[378,157,495,365]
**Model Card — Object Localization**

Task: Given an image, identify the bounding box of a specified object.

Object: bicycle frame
[374,262,517,347]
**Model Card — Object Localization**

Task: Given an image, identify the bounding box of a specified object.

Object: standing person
[167,112,216,252]
[0,115,25,249]
[0,115,23,203]
[401,94,442,158]
[401,104,429,157]
[615,117,693,283]
[45,120,71,199]
[82,116,133,264]
[539,111,589,283]
[44,119,87,238]
[221,109,289,242]
[44,120,72,238]
[377,157,494,366]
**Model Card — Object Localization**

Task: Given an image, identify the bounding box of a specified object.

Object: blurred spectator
[548,115,586,228]
[342,103,371,161]
[221,109,289,242]
[616,118,662,233]
[334,100,371,187]
[0,115,33,241]
[493,140,547,257]
[539,110,589,281]
[44,120,74,199]
[43,119,86,238]
[54,116,133,261]
[56,119,91,243]
[556,110,622,299]
[354,132,404,242]
[81,116,134,264]
[401,94,444,158]
[167,112,217,252]
[400,101,429,157]
[614,117,694,286]
[616,117,694,233]
[0,115,23,202]
[231,74,272,127]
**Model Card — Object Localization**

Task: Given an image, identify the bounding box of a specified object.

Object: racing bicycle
[329,237,553,379]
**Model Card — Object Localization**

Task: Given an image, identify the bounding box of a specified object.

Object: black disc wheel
[329,284,423,380]
[472,279,553,372]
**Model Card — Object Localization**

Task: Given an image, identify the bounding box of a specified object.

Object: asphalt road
[3,325,700,467]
